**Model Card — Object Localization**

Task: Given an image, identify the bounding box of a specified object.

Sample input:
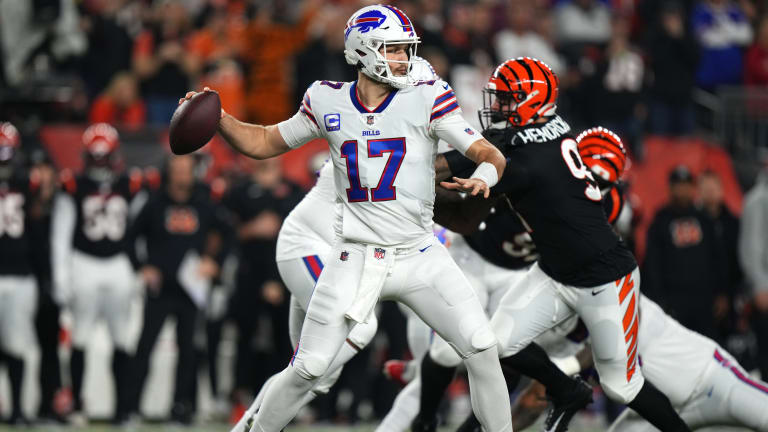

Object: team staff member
[223,157,303,403]
[126,154,232,424]
[643,166,727,338]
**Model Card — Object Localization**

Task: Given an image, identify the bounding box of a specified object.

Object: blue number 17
[340,137,406,202]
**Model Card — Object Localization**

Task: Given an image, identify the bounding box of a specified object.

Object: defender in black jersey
[0,122,43,424]
[438,58,690,432]
[51,123,141,424]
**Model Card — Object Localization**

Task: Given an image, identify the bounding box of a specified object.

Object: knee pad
[294,353,332,380]
[312,365,343,395]
[347,314,378,349]
[460,312,497,353]
[429,338,462,368]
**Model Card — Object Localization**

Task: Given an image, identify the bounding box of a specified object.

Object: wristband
[470,162,498,188]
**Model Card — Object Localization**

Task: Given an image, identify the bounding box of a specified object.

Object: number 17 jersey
[279,79,479,247]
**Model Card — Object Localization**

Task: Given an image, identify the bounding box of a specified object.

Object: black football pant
[129,291,198,422]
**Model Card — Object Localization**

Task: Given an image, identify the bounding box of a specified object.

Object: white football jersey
[275,160,336,261]
[278,79,480,246]
[637,295,718,406]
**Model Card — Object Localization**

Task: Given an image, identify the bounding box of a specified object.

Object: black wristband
[443,150,475,177]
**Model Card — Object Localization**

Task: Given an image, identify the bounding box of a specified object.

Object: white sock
[251,367,315,432]
[464,347,513,432]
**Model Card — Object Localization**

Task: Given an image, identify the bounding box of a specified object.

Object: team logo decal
[373,247,386,260]
[340,251,349,261]
[345,10,387,40]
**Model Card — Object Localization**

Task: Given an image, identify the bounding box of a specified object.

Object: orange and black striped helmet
[479,57,559,129]
[576,126,628,184]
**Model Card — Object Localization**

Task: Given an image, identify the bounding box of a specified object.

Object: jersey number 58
[341,138,406,202]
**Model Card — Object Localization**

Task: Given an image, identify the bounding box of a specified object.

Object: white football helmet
[344,5,421,89]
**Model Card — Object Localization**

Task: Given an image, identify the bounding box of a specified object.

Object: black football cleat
[544,376,593,432]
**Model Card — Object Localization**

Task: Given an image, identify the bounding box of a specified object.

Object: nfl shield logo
[340,251,349,261]
[373,247,386,260]
[367,115,375,125]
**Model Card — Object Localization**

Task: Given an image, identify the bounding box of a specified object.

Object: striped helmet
[576,126,628,184]
[479,57,559,128]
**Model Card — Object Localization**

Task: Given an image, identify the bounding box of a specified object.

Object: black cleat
[544,376,593,432]
[411,416,438,432]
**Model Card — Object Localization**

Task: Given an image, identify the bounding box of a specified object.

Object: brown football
[169,90,221,155]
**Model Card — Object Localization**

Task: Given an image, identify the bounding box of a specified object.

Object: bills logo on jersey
[324,113,340,132]
[373,247,386,260]
[340,250,349,261]
[464,128,475,135]
[345,10,387,39]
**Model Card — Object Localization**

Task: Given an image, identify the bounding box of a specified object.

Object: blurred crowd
[1,0,768,428]
[2,0,768,155]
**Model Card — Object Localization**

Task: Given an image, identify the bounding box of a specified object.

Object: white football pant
[251,238,512,432]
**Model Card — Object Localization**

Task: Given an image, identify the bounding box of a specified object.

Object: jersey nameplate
[514,116,571,144]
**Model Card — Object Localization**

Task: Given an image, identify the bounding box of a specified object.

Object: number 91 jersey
[279,79,478,247]
[60,170,142,257]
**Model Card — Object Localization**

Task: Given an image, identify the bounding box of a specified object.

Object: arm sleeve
[430,81,480,155]
[51,193,76,301]
[277,83,322,148]
[432,113,482,155]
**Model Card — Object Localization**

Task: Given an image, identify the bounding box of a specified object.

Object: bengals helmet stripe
[576,126,628,184]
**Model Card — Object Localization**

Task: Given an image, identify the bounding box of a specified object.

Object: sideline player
[183,5,513,432]
[439,57,690,432]
[0,122,42,424]
[52,124,142,424]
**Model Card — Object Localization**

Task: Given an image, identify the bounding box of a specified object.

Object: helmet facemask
[358,39,420,89]
[478,88,528,130]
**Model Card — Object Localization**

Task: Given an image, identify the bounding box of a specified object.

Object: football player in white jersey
[507,295,768,432]
[182,5,512,432]
[230,56,443,432]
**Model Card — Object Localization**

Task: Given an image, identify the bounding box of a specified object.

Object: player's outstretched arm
[218,114,291,160]
[179,88,291,160]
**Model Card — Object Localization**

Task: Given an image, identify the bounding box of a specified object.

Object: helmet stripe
[502,64,523,91]
[515,59,536,91]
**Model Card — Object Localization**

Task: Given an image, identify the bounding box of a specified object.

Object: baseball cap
[669,165,694,184]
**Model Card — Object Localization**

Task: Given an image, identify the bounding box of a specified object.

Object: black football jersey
[488,116,637,287]
[463,200,538,270]
[0,173,37,275]
[62,171,142,258]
